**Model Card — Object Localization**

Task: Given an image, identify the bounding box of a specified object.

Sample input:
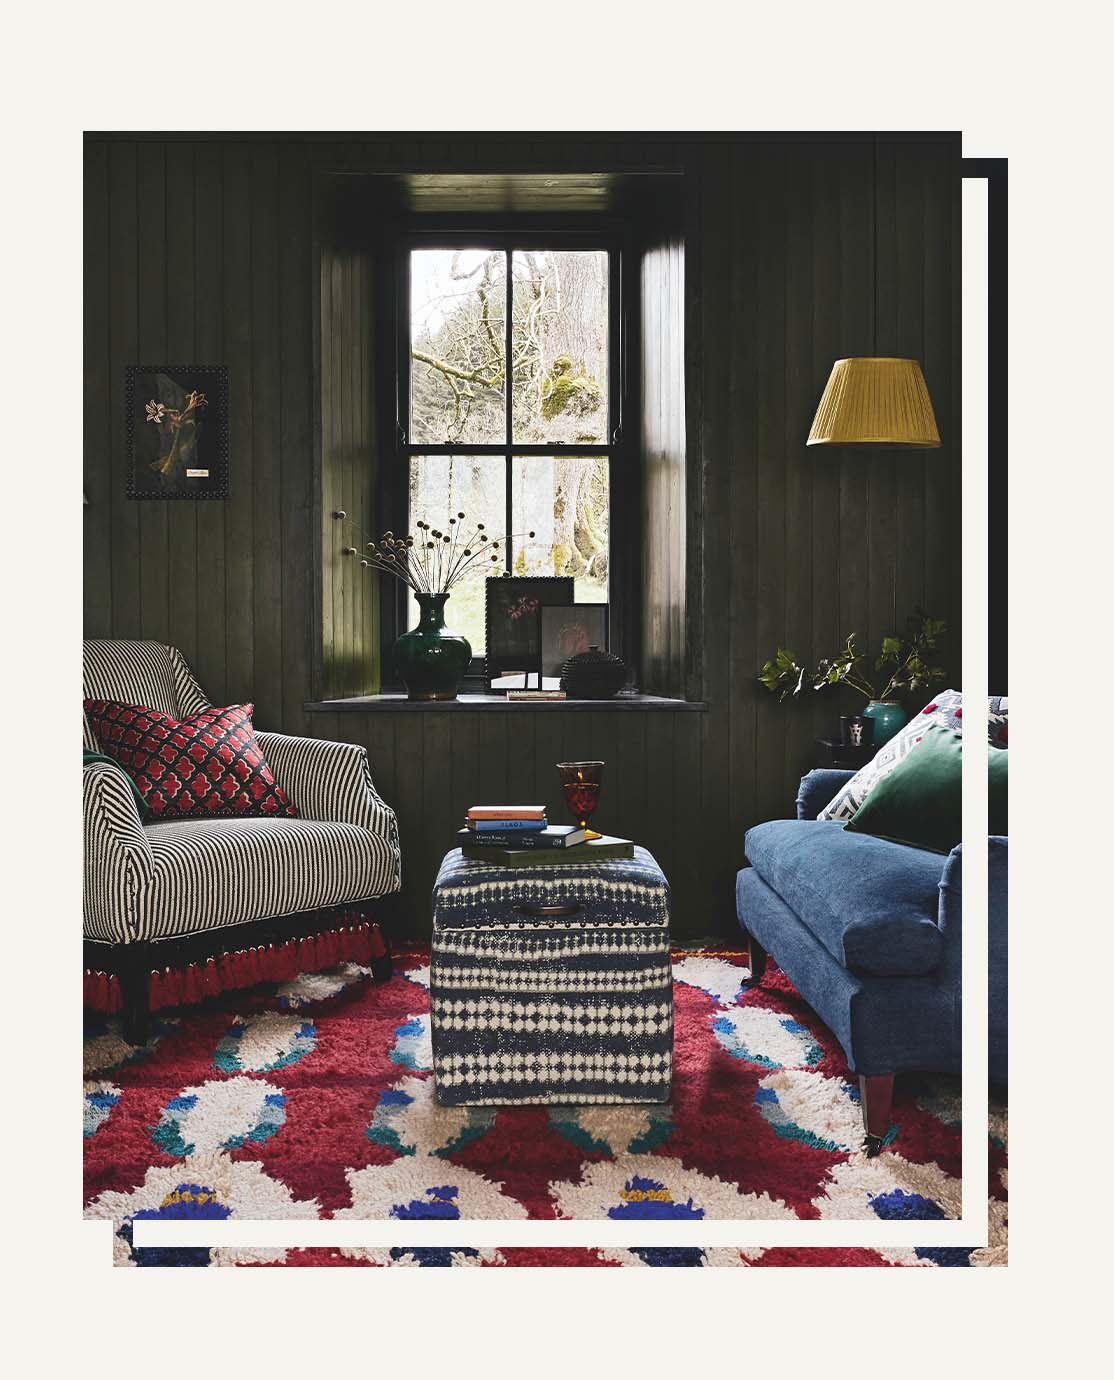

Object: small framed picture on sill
[126,364,229,499]
[540,603,609,679]
[484,576,574,691]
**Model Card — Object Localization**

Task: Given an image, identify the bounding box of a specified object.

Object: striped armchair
[83,640,401,1043]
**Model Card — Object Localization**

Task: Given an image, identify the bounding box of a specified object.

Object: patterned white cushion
[988,695,1009,749]
[817,690,963,823]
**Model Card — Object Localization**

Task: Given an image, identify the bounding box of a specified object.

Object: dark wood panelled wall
[84,134,961,940]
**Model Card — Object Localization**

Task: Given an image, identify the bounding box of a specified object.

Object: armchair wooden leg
[859,1073,895,1156]
[120,945,152,1047]
[744,933,767,984]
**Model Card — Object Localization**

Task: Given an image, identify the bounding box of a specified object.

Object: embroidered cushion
[82,700,297,821]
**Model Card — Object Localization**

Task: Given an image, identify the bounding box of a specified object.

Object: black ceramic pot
[559,645,628,699]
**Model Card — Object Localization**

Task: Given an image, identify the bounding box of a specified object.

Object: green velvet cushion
[844,723,1007,853]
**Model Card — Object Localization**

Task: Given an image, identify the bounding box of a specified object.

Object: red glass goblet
[557,760,605,839]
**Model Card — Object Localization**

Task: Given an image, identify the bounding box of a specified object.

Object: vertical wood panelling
[83,143,112,636]
[753,142,789,825]
[107,142,141,639]
[867,143,901,649]
[693,144,733,927]
[892,148,927,629]
[319,220,378,699]
[922,140,959,645]
[137,142,170,647]
[836,145,876,710]
[193,142,227,703]
[278,145,314,737]
[782,143,816,798]
[166,142,198,673]
[84,133,960,942]
[222,142,254,705]
[727,142,759,868]
[809,149,843,748]
[250,145,283,729]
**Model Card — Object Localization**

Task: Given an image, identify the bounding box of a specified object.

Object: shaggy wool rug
[83,947,1007,1267]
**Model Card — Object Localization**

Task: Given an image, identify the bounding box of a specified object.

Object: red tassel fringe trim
[83,918,387,1015]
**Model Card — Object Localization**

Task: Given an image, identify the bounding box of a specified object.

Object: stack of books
[458,806,633,866]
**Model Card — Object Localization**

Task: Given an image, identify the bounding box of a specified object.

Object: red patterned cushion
[83,701,297,820]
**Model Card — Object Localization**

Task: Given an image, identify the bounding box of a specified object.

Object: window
[396,238,619,668]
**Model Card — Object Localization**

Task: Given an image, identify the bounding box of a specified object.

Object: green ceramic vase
[394,592,472,701]
[863,699,908,746]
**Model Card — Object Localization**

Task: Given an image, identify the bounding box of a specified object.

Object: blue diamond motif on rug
[122,1182,231,1268]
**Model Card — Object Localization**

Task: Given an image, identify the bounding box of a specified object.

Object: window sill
[304,692,707,713]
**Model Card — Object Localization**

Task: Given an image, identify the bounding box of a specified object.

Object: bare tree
[410,249,610,605]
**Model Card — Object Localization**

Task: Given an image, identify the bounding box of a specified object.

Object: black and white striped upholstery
[83,640,208,749]
[136,817,400,943]
[82,640,401,946]
[83,760,155,943]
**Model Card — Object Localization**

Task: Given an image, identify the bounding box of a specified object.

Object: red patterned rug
[83,947,1007,1267]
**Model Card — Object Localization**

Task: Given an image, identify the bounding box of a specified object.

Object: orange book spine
[466,805,546,820]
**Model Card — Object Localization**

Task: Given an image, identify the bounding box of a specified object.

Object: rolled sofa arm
[83,760,154,944]
[256,731,399,841]
[796,769,856,820]
[938,837,1009,938]
[937,837,1008,1084]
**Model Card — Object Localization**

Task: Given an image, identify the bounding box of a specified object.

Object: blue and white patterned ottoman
[430,845,672,1106]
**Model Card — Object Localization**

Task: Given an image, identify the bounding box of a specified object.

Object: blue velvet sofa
[736,768,1007,1151]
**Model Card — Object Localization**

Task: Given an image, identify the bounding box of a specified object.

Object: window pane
[410,249,506,445]
[407,456,507,654]
[511,251,608,445]
[511,456,609,605]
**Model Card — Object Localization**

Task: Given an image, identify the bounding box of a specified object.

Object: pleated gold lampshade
[807,357,941,448]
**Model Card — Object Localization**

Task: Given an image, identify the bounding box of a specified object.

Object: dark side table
[815,737,877,771]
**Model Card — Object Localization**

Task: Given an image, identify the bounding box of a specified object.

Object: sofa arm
[83,760,154,944]
[938,837,1009,937]
[796,769,856,820]
[938,837,1008,1083]
[256,731,399,840]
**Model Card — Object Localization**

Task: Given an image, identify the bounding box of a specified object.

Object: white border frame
[129,175,992,1259]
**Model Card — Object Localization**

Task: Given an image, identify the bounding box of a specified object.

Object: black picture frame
[540,603,609,679]
[484,576,574,691]
[126,364,229,499]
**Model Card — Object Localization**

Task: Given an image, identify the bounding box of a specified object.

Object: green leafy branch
[758,610,948,705]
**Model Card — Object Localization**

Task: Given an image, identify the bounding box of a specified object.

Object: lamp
[807,143,942,449]
[807,357,940,448]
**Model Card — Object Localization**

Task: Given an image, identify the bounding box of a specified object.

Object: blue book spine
[470,818,547,832]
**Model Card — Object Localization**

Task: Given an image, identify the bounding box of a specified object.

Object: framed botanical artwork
[539,603,609,679]
[126,364,229,499]
[484,576,574,691]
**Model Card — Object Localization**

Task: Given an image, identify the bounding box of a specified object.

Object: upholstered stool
[430,845,673,1106]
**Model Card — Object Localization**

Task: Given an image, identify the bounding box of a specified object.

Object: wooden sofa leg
[745,933,767,984]
[120,945,152,1047]
[859,1073,895,1156]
